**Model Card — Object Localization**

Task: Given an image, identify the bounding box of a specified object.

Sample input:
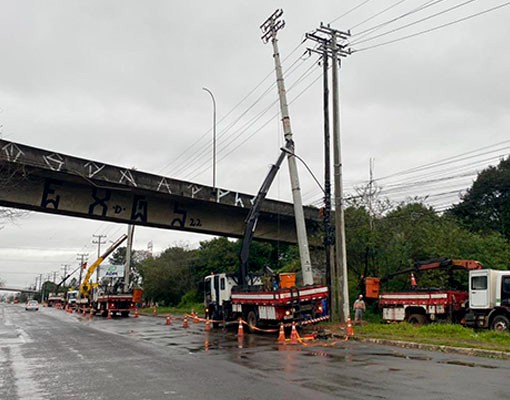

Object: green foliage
[138,246,196,306]
[137,188,510,306]
[450,157,510,239]
[178,289,201,307]
[137,237,301,305]
[350,202,510,291]
[192,237,239,279]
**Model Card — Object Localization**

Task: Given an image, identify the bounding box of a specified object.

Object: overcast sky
[1,1,509,289]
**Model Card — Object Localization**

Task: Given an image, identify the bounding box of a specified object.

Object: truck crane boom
[79,234,128,298]
[238,145,288,287]
[365,258,484,299]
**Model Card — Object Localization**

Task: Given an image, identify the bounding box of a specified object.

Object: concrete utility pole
[92,234,107,283]
[76,253,88,290]
[306,30,335,319]
[61,264,69,281]
[260,9,314,286]
[306,23,351,322]
[124,225,135,290]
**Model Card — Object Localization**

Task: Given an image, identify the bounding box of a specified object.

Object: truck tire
[491,315,510,331]
[246,311,258,333]
[408,314,427,326]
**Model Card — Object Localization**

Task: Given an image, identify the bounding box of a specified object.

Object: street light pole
[202,87,217,192]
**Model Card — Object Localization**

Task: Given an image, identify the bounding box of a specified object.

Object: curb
[351,337,510,360]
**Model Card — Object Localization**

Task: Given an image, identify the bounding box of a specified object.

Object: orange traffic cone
[107,310,113,320]
[345,317,354,341]
[205,317,211,332]
[277,323,286,344]
[152,306,157,317]
[82,309,86,317]
[134,308,139,318]
[289,322,298,345]
[237,319,244,338]
[165,314,172,325]
[183,316,189,328]
[89,309,94,320]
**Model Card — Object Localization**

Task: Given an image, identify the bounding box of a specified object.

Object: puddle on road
[370,352,432,361]
[439,360,498,369]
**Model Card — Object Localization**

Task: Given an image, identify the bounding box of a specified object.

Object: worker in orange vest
[353,294,366,324]
[411,273,417,290]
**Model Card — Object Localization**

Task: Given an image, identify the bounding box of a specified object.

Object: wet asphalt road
[1,303,509,400]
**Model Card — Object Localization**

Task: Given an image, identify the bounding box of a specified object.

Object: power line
[351,0,479,46]
[351,0,446,39]
[329,0,375,24]
[169,51,314,180]
[350,0,412,30]
[182,59,321,181]
[354,2,510,52]
[157,40,309,177]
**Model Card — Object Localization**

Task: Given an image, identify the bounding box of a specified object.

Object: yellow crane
[79,234,128,298]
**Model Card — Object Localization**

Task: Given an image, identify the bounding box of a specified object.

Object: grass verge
[353,322,510,353]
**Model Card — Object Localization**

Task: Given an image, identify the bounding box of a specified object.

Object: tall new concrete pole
[124,225,135,290]
[332,37,350,322]
[263,12,313,286]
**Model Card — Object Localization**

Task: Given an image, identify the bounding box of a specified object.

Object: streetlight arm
[202,87,217,190]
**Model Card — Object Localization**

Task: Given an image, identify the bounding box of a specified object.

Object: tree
[138,246,196,306]
[342,200,510,294]
[0,163,29,229]
[450,157,510,239]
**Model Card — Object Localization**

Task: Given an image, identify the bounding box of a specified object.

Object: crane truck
[204,145,329,331]
[364,258,510,331]
[79,234,135,317]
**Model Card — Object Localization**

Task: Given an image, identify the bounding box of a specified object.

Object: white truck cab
[469,269,510,308]
[467,269,510,330]
[204,273,237,308]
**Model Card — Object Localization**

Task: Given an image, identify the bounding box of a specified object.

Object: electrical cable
[157,39,309,177]
[350,0,412,30]
[351,0,479,46]
[183,59,321,181]
[329,0,376,24]
[354,2,510,52]
[350,0,445,39]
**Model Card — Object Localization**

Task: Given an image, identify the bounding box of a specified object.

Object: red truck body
[231,285,329,322]
[379,289,469,324]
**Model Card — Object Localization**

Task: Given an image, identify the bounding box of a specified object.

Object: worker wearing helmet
[353,294,366,324]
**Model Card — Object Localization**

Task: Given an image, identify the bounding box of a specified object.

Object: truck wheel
[408,314,427,326]
[246,311,258,333]
[491,315,510,331]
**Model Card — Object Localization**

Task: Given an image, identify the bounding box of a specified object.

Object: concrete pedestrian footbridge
[0,139,321,243]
